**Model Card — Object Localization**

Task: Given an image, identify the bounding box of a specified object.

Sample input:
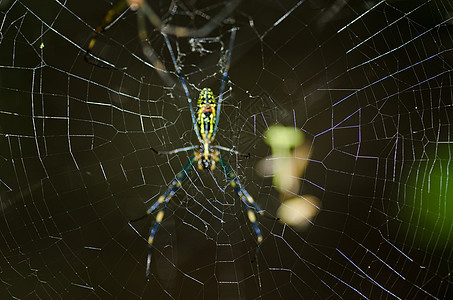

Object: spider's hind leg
[132,154,195,279]
[217,155,264,244]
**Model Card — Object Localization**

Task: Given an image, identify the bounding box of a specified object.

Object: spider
[131,28,264,279]
[85,0,241,76]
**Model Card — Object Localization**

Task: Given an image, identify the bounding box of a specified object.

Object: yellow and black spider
[131,28,263,279]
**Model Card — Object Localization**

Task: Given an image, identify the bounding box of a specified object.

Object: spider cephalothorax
[194,144,219,171]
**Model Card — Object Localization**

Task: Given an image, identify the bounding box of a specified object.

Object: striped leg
[144,155,195,278]
[218,156,263,244]
[136,5,175,86]
[85,0,129,69]
[212,28,237,139]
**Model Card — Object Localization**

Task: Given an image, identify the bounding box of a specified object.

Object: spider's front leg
[217,155,264,244]
[134,154,195,279]
[85,0,130,68]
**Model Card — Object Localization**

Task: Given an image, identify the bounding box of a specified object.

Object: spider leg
[139,0,163,30]
[213,145,250,158]
[218,155,263,244]
[161,0,241,37]
[85,0,130,69]
[163,34,202,143]
[213,27,237,139]
[136,6,175,86]
[142,154,195,279]
[85,0,166,73]
[151,145,197,155]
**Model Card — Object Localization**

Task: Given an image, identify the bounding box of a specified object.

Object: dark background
[1,0,452,298]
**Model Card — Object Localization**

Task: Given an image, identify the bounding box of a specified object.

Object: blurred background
[0,0,452,298]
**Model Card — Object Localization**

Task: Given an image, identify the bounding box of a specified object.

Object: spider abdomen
[196,88,217,141]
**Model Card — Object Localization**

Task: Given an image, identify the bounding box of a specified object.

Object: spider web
[1,0,452,298]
